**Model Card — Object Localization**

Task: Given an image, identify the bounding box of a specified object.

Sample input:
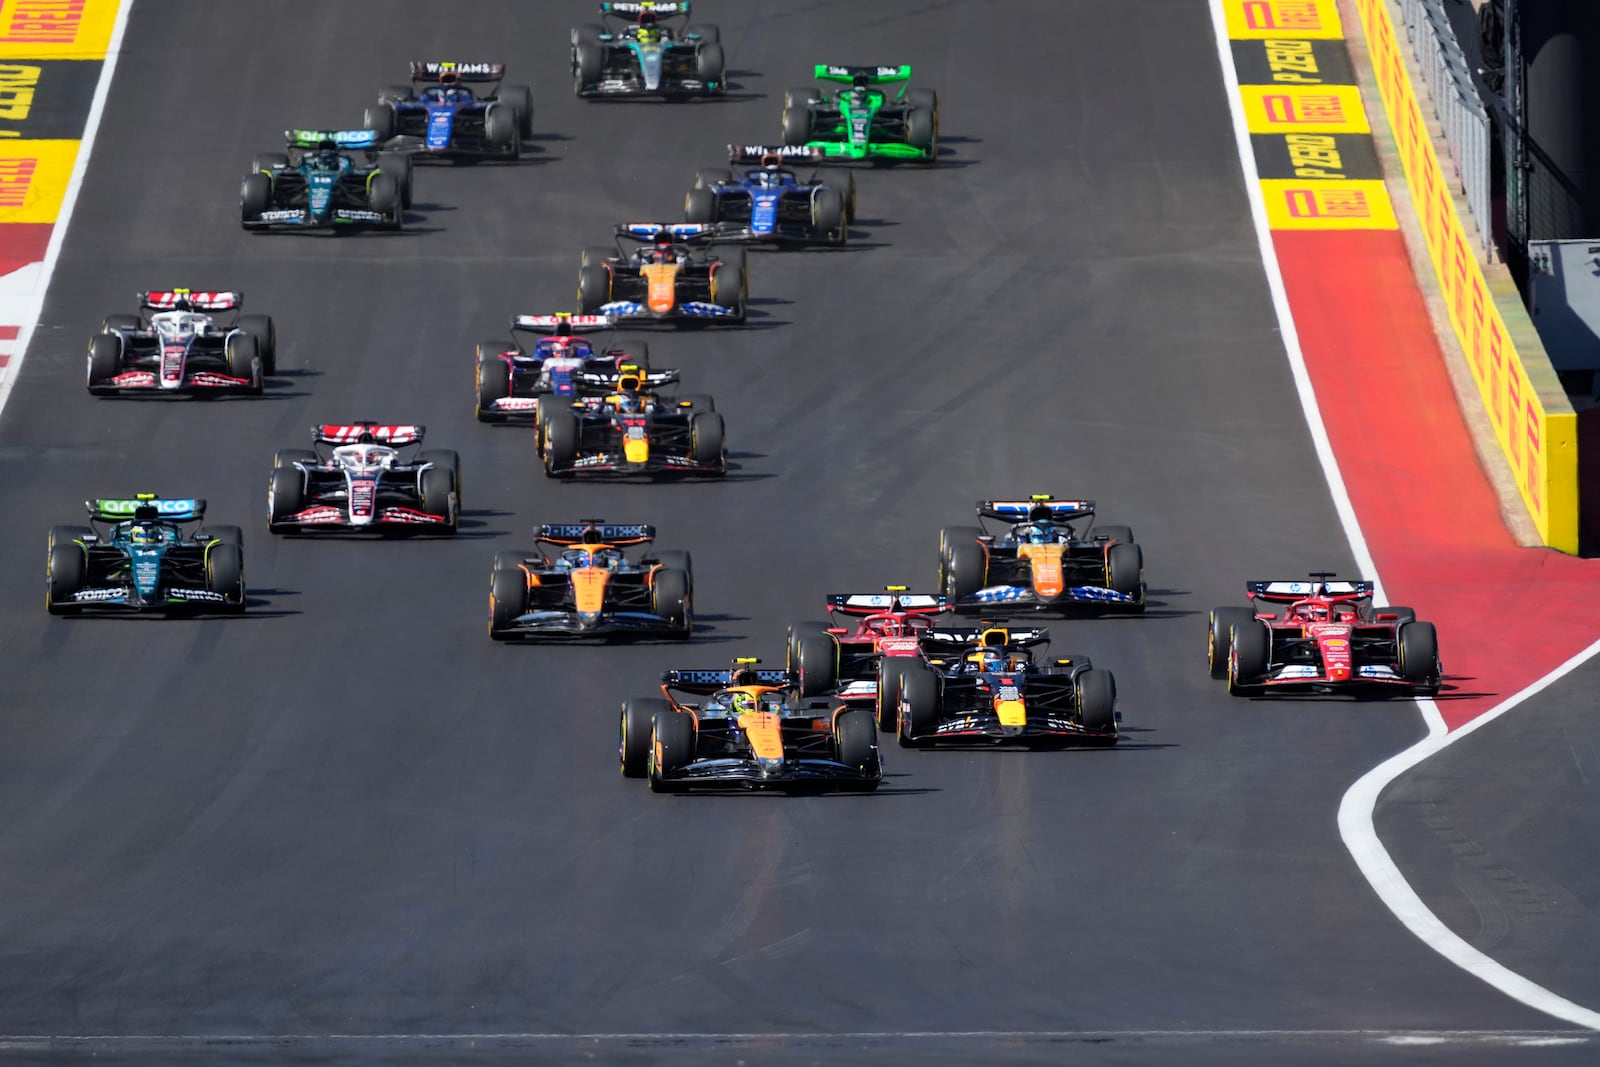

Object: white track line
[0,0,135,422]
[1206,0,1600,1030]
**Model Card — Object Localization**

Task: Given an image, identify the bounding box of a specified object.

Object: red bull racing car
[1207,574,1441,697]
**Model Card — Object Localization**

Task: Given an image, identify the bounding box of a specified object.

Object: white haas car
[267,423,460,535]
[87,289,276,396]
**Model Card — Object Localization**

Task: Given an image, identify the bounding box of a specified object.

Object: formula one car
[881,624,1118,748]
[785,588,952,728]
[539,368,725,478]
[578,223,747,323]
[939,496,1145,613]
[488,521,692,640]
[572,2,724,98]
[267,423,460,534]
[364,61,532,162]
[781,65,938,163]
[240,130,409,231]
[684,145,856,246]
[87,289,275,396]
[619,657,882,792]
[1207,574,1441,697]
[474,312,681,422]
[46,494,245,615]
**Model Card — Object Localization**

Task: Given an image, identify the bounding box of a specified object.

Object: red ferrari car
[1207,573,1440,697]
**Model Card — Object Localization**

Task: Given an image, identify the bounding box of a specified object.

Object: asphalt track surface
[0,1,1589,1063]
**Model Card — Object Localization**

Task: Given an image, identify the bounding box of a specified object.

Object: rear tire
[686,23,720,43]
[783,87,821,111]
[684,186,717,224]
[202,525,243,548]
[620,698,667,778]
[364,103,395,143]
[896,664,940,748]
[489,565,526,639]
[577,264,610,313]
[693,167,732,190]
[377,84,412,106]
[942,540,988,602]
[653,550,693,594]
[1075,668,1117,741]
[1208,607,1255,680]
[1228,621,1270,696]
[250,152,289,174]
[791,631,837,696]
[1095,524,1135,545]
[1375,605,1417,625]
[500,85,535,138]
[651,567,693,637]
[273,448,315,469]
[787,619,829,670]
[649,710,695,792]
[238,314,277,375]
[834,708,881,790]
[781,105,811,146]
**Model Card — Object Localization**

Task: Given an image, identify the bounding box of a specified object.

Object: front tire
[1228,621,1271,697]
[689,411,725,472]
[267,466,303,533]
[475,342,510,422]
[1208,607,1255,680]
[896,664,940,748]
[489,566,526,640]
[205,543,246,613]
[1398,621,1440,689]
[1075,668,1117,742]
[46,533,87,615]
[620,698,668,778]
[86,333,121,390]
[543,408,580,476]
[649,709,695,792]
[651,567,693,638]
[834,708,881,790]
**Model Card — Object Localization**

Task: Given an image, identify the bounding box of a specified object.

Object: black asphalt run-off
[0,2,1591,1063]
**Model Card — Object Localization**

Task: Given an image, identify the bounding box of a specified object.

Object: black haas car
[268,423,459,535]
[87,289,275,395]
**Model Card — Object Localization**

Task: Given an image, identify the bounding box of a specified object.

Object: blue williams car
[684,144,856,246]
[46,495,246,616]
[364,60,532,162]
[572,2,724,98]
[240,130,410,232]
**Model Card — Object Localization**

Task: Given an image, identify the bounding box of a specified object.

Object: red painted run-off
[1275,228,1600,730]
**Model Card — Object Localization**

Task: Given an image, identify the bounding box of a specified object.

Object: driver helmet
[729,691,757,714]
[965,648,1004,672]
[614,374,644,411]
[1298,603,1330,622]
[129,523,162,547]
[1024,522,1055,544]
[648,242,675,264]
[868,616,903,637]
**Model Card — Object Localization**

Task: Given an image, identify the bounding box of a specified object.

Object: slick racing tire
[273,448,315,470]
[1228,621,1271,697]
[693,167,732,190]
[896,664,940,748]
[377,151,413,209]
[906,88,939,123]
[1208,607,1256,680]
[489,566,526,640]
[783,86,821,111]
[485,105,520,159]
[542,408,580,476]
[1374,605,1417,625]
[1095,524,1135,545]
[1105,542,1143,603]
[267,466,304,534]
[834,708,881,791]
[240,172,271,225]
[205,543,246,614]
[577,264,610,314]
[652,551,693,595]
[876,657,913,732]
[533,396,566,455]
[46,527,90,615]
[651,567,693,638]
[420,449,462,509]
[475,342,511,422]
[684,186,717,225]
[689,412,726,474]
[225,332,263,393]
[1075,668,1118,744]
[492,550,531,574]
[686,22,720,43]
[419,466,457,532]
[238,314,277,375]
[786,619,829,675]
[370,173,403,228]
[817,167,856,223]
[86,333,121,391]
[101,313,139,334]
[790,629,837,697]
[201,525,244,547]
[906,106,937,157]
[711,247,746,313]
[574,39,605,94]
[781,105,811,147]
[364,103,396,144]
[695,41,725,85]
[649,709,695,793]
[499,85,535,139]
[942,539,988,602]
[620,698,668,778]
[1398,621,1440,689]
[811,187,846,245]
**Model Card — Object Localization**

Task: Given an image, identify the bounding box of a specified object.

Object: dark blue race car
[683,144,856,246]
[365,61,532,162]
[46,495,246,616]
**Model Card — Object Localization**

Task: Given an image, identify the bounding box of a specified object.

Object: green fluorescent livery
[780,63,938,163]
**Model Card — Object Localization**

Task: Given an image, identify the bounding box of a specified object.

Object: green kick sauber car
[780,64,939,163]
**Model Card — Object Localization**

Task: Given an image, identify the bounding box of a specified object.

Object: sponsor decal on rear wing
[1248,579,1375,601]
[536,523,655,545]
[140,289,240,311]
[411,60,505,82]
[513,313,614,333]
[313,423,424,445]
[286,129,379,150]
[827,592,949,615]
[979,498,1095,521]
[88,496,205,521]
[664,667,792,693]
[922,626,1052,649]
[602,1,690,19]
[814,64,913,84]
[728,143,825,164]
[616,222,715,242]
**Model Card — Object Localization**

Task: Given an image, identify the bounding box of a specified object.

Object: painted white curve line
[0,0,136,422]
[1206,0,1600,1031]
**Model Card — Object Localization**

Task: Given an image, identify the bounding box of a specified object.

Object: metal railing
[1399,0,1493,251]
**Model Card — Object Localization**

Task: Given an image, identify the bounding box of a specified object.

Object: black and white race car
[267,422,459,535]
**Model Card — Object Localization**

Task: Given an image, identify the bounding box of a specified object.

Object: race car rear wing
[615,222,717,244]
[87,495,205,523]
[313,423,424,446]
[978,498,1095,523]
[536,522,655,546]
[825,592,949,616]
[512,313,614,335]
[663,667,794,694]
[728,143,825,165]
[601,1,691,21]
[814,64,913,85]
[577,366,680,389]
[921,625,1051,650]
[1247,577,1375,602]
[140,289,240,312]
[410,60,504,83]
[286,129,379,151]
